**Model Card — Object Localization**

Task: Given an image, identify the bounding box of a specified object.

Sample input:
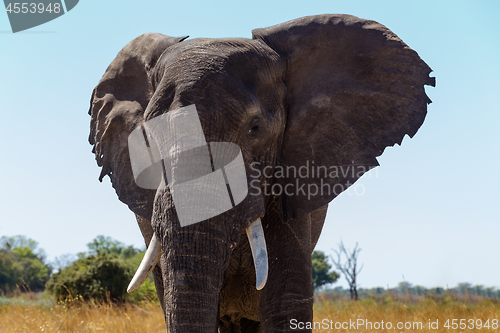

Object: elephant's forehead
[147,37,286,138]
[166,37,276,59]
[150,37,285,113]
[156,37,282,79]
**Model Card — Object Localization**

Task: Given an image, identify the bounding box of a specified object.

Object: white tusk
[246,218,268,290]
[127,232,162,293]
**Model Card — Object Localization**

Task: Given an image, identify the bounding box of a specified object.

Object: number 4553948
[5,3,61,14]
[444,319,498,329]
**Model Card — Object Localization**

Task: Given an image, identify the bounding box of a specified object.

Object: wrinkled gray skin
[89,14,434,332]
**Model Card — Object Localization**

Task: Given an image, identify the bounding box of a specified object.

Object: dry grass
[2,293,500,332]
[0,294,165,333]
[313,294,500,332]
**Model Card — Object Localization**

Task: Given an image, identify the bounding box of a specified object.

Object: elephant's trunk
[162,220,230,332]
[165,278,221,331]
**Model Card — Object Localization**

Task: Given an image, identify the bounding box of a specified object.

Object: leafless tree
[331,241,363,301]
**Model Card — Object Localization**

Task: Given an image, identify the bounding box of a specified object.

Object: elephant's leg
[260,209,314,332]
[135,214,166,314]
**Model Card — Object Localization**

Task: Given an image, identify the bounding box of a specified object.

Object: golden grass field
[0,294,165,333]
[1,293,499,332]
[313,294,500,332]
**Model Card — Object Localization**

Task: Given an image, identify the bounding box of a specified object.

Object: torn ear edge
[425,75,436,105]
[426,76,436,88]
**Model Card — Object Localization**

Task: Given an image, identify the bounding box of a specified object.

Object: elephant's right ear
[89,33,187,219]
[253,15,435,220]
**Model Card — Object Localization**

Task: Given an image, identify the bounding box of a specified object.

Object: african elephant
[88,14,434,332]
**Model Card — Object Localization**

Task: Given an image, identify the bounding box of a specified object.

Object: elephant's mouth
[127,217,268,293]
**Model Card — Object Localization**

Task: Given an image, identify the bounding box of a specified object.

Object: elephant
[88,14,434,332]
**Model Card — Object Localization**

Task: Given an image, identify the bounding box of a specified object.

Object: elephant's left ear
[89,33,187,219]
[252,14,435,220]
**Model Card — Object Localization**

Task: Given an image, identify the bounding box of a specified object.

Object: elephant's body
[89,14,434,332]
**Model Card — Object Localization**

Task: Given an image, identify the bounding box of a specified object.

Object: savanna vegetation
[1,238,499,332]
[313,292,500,332]
[2,289,500,332]
[0,235,52,294]
[0,235,157,303]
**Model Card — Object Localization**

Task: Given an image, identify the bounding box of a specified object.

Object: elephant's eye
[248,117,261,135]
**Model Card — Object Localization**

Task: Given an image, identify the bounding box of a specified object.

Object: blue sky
[1,0,498,290]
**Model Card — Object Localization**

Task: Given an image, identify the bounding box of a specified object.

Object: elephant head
[89,14,434,332]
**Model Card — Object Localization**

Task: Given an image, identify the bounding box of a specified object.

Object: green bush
[312,250,339,291]
[46,253,132,301]
[0,236,51,294]
[46,236,158,303]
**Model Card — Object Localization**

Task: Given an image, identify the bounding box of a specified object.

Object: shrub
[0,236,51,294]
[46,253,132,302]
[312,250,339,291]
